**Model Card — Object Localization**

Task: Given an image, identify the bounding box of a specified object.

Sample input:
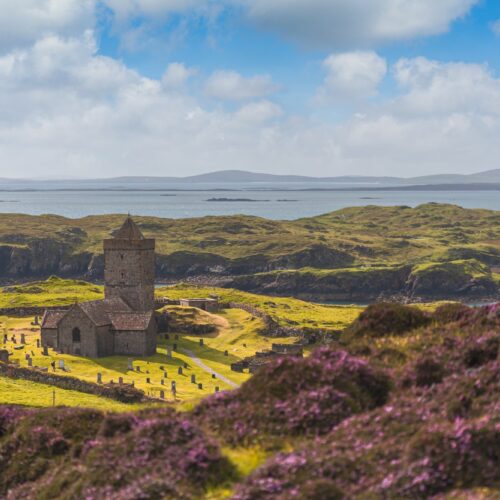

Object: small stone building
[41,217,157,358]
[179,298,219,313]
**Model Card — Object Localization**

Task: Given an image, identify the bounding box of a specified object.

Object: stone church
[41,217,157,358]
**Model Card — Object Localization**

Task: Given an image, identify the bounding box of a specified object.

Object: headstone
[118,377,123,385]
[160,390,165,399]
[224,350,228,356]
[171,381,176,396]
[212,373,216,379]
[199,339,204,347]
[27,357,33,367]
[178,367,183,375]
[12,336,16,344]
[160,365,164,371]
[43,346,48,356]
[173,343,177,352]
[136,366,141,372]
[191,374,196,384]
[164,371,168,378]
[183,362,188,369]
[127,358,134,371]
[146,377,151,384]
[165,334,169,340]
[215,386,220,393]
[198,383,203,390]
[36,339,40,348]
[3,334,7,344]
[20,334,26,345]
[58,360,65,370]
[243,343,247,348]
[25,353,30,361]
[34,315,40,325]
[97,373,102,384]
[0,350,9,364]
[167,348,172,359]
[161,379,164,386]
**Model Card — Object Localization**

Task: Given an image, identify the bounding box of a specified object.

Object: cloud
[162,62,196,88]
[0,0,95,53]
[318,51,387,102]
[491,20,500,37]
[234,100,283,124]
[204,70,279,101]
[233,0,478,48]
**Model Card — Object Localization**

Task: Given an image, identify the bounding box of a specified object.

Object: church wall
[57,308,98,358]
[114,317,157,357]
[41,328,57,349]
[96,325,114,357]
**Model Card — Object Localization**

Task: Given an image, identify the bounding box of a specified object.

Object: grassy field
[1,305,303,408]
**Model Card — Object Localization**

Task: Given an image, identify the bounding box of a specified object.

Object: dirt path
[181,348,240,389]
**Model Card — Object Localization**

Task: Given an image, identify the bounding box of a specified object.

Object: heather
[0,407,235,499]
[193,348,391,444]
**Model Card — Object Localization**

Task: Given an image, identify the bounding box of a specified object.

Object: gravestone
[224,350,228,357]
[36,339,40,348]
[164,371,168,378]
[167,348,172,359]
[34,315,40,325]
[97,373,102,384]
[212,373,216,379]
[25,353,30,361]
[20,334,26,345]
[160,390,165,399]
[215,386,220,393]
[171,381,177,396]
[43,346,48,356]
[161,379,164,386]
[136,366,141,373]
[58,360,65,370]
[198,383,203,390]
[27,357,33,367]
[160,365,164,371]
[165,334,169,340]
[118,377,123,385]
[199,339,204,347]
[178,367,183,375]
[12,336,16,344]
[183,362,188,369]
[0,350,9,364]
[3,334,7,343]
[173,343,177,352]
[146,378,151,384]
[127,358,134,371]
[191,374,196,384]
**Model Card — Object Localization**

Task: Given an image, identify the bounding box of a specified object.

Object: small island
[206,198,269,202]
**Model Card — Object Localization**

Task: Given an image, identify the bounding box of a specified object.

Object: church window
[72,327,81,343]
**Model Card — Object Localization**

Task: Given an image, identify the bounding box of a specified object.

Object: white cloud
[204,70,278,101]
[491,20,500,37]
[233,0,478,48]
[0,0,95,53]
[162,62,196,88]
[234,100,283,124]
[102,0,199,20]
[318,51,387,102]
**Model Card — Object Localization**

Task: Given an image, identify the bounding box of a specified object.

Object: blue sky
[0,0,499,178]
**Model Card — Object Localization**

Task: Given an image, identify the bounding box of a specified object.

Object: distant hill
[1,168,499,188]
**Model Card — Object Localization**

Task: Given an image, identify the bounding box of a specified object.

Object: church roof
[41,310,67,329]
[78,297,132,327]
[110,312,154,331]
[113,216,145,240]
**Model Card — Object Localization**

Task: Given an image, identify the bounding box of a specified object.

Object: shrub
[346,303,430,339]
[413,357,445,387]
[433,303,472,324]
[194,348,391,443]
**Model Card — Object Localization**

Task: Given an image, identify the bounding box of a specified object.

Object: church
[41,217,157,358]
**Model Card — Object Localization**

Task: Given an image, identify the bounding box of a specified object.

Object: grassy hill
[0,203,498,300]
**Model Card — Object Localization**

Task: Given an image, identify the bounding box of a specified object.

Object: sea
[0,181,498,219]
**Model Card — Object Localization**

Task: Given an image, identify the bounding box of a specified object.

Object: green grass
[0,376,145,411]
[0,277,103,308]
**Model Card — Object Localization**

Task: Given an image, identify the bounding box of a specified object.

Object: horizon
[0,1,500,178]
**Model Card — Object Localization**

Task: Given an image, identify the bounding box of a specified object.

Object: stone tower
[103,216,155,311]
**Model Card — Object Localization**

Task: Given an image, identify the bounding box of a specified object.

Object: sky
[0,0,500,179]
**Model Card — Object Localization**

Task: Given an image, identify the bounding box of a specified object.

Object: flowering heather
[194,347,391,444]
[1,407,235,499]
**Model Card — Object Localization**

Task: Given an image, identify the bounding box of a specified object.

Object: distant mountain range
[0,168,499,188]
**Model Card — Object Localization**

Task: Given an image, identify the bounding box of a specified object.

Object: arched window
[72,327,81,343]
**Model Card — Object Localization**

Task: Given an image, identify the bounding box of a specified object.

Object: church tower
[103,216,155,311]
